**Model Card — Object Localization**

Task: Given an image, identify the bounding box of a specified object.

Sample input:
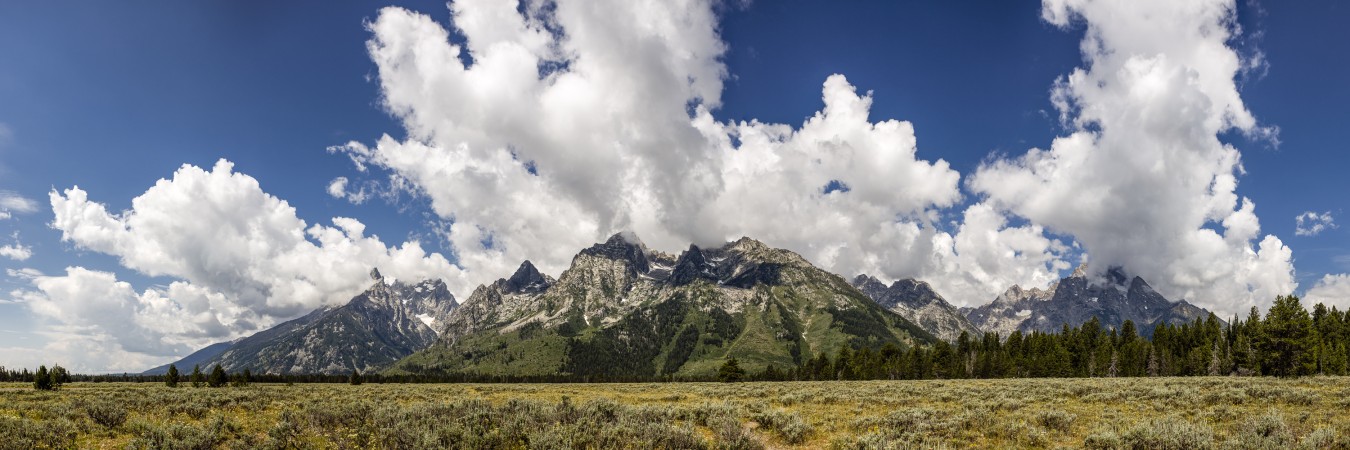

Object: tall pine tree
[1262,295,1317,377]
[165,364,180,387]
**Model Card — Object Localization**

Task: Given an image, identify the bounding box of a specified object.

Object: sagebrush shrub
[84,399,128,429]
[1122,416,1214,450]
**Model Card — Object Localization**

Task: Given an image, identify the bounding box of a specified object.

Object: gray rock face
[438,260,558,343]
[191,273,457,375]
[965,266,1217,337]
[851,275,982,342]
[504,260,551,294]
[392,278,459,333]
[579,233,650,275]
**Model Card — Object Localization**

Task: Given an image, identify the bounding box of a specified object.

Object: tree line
[782,295,1342,381]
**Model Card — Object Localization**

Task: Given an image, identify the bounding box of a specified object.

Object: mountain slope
[966,266,1217,337]
[193,270,457,374]
[142,341,233,375]
[388,234,937,378]
[851,275,981,342]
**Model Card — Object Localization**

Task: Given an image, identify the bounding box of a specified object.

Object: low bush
[0,416,77,450]
[84,399,129,429]
[1121,416,1214,450]
[1037,409,1076,433]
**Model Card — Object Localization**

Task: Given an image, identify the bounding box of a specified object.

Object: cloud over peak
[36,159,461,359]
[969,0,1294,316]
[332,0,1068,308]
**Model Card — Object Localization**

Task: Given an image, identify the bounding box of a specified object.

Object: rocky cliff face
[388,234,936,378]
[187,270,457,375]
[851,275,981,342]
[965,266,1217,337]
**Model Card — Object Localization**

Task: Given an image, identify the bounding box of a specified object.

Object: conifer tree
[1263,295,1317,377]
[50,365,68,390]
[717,357,745,382]
[208,364,227,387]
[349,369,363,385]
[33,365,52,391]
[165,364,180,387]
[190,364,204,388]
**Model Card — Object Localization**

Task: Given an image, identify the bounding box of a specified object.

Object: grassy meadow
[2,377,1349,449]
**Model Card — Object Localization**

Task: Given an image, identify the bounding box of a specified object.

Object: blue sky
[0,0,1346,372]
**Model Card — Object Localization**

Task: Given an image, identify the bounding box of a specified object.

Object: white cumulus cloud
[1295,211,1336,236]
[1305,274,1350,311]
[967,0,1294,317]
[333,0,1069,307]
[45,159,463,342]
[326,176,349,198]
[0,231,32,261]
[0,244,31,261]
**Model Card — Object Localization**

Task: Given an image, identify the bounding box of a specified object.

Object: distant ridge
[851,275,981,342]
[966,266,1219,337]
[145,272,457,375]
[141,341,233,375]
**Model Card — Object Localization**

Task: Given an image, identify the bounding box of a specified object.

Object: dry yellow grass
[1,377,1347,449]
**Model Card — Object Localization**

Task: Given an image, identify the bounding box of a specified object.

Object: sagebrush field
[2,377,1348,449]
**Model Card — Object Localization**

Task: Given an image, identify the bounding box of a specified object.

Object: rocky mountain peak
[504,260,551,294]
[1070,263,1088,278]
[849,274,981,342]
[968,267,1216,338]
[852,274,888,295]
[890,279,939,300]
[726,236,768,253]
[579,232,650,274]
[370,267,384,282]
[670,244,716,286]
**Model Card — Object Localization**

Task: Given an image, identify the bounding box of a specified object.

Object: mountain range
[148,234,1219,376]
[389,234,935,378]
[964,265,1216,337]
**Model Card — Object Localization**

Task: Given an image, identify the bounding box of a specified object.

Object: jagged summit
[370,267,383,281]
[851,274,981,342]
[670,245,716,286]
[170,273,457,375]
[966,265,1217,337]
[579,232,651,274]
[504,260,551,294]
[852,275,888,295]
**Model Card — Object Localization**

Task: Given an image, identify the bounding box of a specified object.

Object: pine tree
[50,365,68,390]
[1326,342,1349,376]
[1263,295,1317,377]
[349,369,363,385]
[208,364,227,388]
[190,364,204,388]
[717,357,746,383]
[165,364,180,387]
[33,365,52,391]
